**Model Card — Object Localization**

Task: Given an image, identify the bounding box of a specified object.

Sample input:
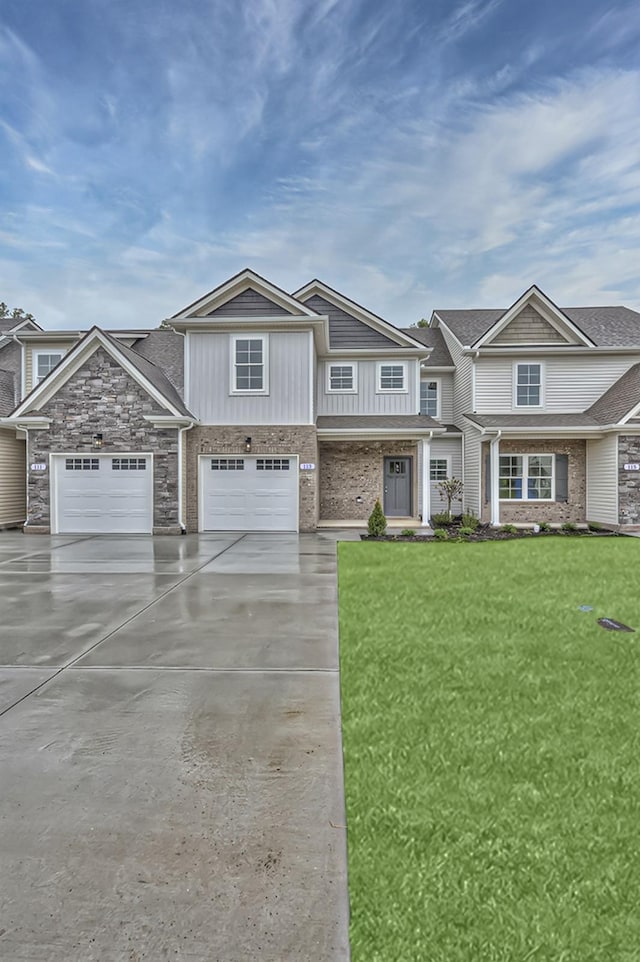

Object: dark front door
[383,457,412,517]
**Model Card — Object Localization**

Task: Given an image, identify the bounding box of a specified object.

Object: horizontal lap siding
[586,436,618,525]
[439,324,479,514]
[188,331,312,424]
[418,436,463,516]
[475,355,637,413]
[0,430,26,525]
[26,340,75,394]
[316,359,420,415]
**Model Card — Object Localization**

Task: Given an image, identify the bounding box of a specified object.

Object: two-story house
[2,271,640,534]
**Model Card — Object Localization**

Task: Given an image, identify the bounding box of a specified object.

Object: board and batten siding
[586,435,618,525]
[0,429,26,526]
[475,355,639,413]
[187,330,313,424]
[418,436,463,517]
[25,341,75,394]
[316,358,420,415]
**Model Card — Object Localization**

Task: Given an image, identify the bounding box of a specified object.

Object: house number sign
[623,463,640,471]
[30,463,47,471]
[300,463,316,470]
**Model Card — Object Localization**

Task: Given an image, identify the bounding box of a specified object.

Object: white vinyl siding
[438,374,454,423]
[327,363,356,393]
[586,435,619,525]
[417,436,463,518]
[420,379,439,417]
[475,355,639,413]
[377,362,407,393]
[188,331,312,424]
[0,430,26,526]
[439,323,478,514]
[230,335,267,394]
[25,340,75,393]
[514,363,542,407]
[316,358,420,415]
[34,350,64,384]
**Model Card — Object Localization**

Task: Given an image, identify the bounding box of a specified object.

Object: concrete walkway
[0,531,356,961]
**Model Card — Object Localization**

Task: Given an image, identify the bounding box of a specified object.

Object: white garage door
[200,456,298,531]
[53,455,153,534]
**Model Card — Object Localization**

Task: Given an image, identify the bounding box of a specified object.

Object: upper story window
[420,379,439,417]
[231,335,268,394]
[327,363,357,393]
[377,362,407,393]
[515,363,542,407]
[35,351,64,384]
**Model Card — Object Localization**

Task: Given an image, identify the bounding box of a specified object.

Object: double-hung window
[327,363,356,393]
[430,458,449,481]
[377,362,407,393]
[420,380,439,417]
[515,363,542,407]
[35,351,64,384]
[231,335,268,394]
[499,454,554,500]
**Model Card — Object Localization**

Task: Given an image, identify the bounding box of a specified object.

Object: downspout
[490,429,502,527]
[177,421,195,534]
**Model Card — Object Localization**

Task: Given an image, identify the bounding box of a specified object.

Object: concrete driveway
[0,531,354,961]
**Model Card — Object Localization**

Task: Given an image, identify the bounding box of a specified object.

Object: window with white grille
[65,458,99,471]
[257,458,290,471]
[112,458,147,471]
[211,458,244,470]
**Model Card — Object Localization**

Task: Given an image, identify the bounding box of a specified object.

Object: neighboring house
[1,272,640,534]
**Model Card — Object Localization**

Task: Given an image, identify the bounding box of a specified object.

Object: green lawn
[338,538,640,962]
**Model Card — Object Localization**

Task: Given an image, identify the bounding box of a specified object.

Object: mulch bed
[361,523,618,542]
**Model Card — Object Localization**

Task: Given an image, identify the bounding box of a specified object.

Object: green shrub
[539,521,552,532]
[561,521,578,533]
[433,528,449,541]
[431,512,451,526]
[459,526,475,537]
[461,513,480,530]
[587,521,602,531]
[400,528,416,537]
[500,524,518,534]
[367,499,387,537]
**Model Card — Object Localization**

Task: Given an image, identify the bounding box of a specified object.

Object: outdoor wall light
[245,436,252,453]
[93,433,103,450]
[355,495,363,505]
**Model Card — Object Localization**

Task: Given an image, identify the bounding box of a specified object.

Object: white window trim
[326,361,358,394]
[498,453,555,502]
[513,361,544,409]
[33,348,64,385]
[420,377,441,419]
[229,334,269,396]
[376,361,408,394]
[429,454,451,482]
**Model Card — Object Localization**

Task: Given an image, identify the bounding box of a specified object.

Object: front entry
[383,457,412,517]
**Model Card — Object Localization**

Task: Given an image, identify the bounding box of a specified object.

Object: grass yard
[338,538,640,962]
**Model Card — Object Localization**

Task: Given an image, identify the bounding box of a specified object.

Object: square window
[328,365,355,392]
[430,459,448,481]
[498,454,554,500]
[36,352,64,383]
[420,380,439,417]
[379,364,405,391]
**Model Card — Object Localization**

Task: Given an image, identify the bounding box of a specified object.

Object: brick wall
[619,436,640,524]
[485,438,587,524]
[186,425,318,532]
[319,441,418,521]
[26,348,180,533]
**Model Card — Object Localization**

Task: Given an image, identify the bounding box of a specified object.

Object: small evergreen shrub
[400,528,416,537]
[433,528,449,540]
[461,513,480,530]
[459,526,475,537]
[539,521,552,532]
[561,521,578,533]
[367,499,387,537]
[500,524,518,534]
[431,512,451,526]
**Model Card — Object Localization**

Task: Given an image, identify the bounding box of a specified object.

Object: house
[1,270,640,534]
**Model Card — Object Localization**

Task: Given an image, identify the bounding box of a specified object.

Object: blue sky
[1,0,639,329]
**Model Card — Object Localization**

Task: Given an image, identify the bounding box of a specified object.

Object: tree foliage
[436,477,464,521]
[0,303,36,323]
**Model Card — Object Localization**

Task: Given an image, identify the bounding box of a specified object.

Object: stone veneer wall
[26,347,180,533]
[319,441,418,521]
[618,436,640,525]
[186,425,318,532]
[485,438,587,524]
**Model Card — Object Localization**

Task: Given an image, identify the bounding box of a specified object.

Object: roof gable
[475,286,593,348]
[11,327,192,419]
[171,268,318,319]
[293,280,428,351]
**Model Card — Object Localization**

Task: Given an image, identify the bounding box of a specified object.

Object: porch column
[490,433,501,526]
[421,435,431,527]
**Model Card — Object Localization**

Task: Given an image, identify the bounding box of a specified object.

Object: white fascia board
[12,330,184,419]
[143,415,195,428]
[317,427,446,440]
[170,316,331,354]
[172,270,319,319]
[473,286,594,348]
[294,281,428,350]
[0,416,52,429]
[323,347,429,359]
[472,423,607,437]
[420,365,455,372]
[467,346,640,356]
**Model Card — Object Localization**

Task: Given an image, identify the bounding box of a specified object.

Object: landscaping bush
[436,477,464,521]
[587,521,602,531]
[500,524,518,534]
[431,512,451,526]
[561,522,578,533]
[539,521,552,532]
[367,499,387,537]
[400,529,416,537]
[459,526,475,537]
[433,528,449,540]
[461,513,480,530]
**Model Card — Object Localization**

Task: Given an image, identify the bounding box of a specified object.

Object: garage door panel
[54,455,153,534]
[201,456,298,531]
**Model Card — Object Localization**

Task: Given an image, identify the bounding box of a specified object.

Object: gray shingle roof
[317,415,443,431]
[587,362,640,424]
[399,327,454,366]
[464,413,601,428]
[435,306,640,347]
[0,369,16,415]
